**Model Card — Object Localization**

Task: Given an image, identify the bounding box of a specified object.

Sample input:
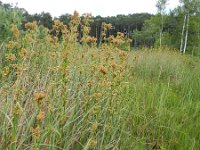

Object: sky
[2,0,180,17]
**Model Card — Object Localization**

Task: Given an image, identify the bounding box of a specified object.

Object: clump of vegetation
[1,0,200,149]
[0,9,200,149]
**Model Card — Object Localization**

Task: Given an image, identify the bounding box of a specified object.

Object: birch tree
[179,0,200,53]
[156,0,168,48]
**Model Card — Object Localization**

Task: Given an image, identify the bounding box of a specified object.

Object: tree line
[0,0,200,54]
[133,0,200,55]
[23,11,152,46]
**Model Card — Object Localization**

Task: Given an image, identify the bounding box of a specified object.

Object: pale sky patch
[1,0,180,17]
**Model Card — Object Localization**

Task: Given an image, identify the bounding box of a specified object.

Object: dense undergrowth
[0,13,200,150]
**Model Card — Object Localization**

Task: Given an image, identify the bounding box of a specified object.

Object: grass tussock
[0,14,200,149]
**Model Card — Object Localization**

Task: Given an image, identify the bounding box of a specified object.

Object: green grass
[0,23,200,149]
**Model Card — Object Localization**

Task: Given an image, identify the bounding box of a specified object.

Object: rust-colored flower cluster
[52,19,67,34]
[33,91,47,104]
[11,24,20,38]
[25,21,37,31]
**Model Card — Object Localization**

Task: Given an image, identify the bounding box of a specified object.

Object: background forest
[1,0,200,54]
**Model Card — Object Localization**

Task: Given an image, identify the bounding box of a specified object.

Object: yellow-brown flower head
[6,41,17,49]
[14,102,23,115]
[87,80,94,87]
[1,67,9,77]
[13,64,26,76]
[111,61,118,69]
[53,19,67,33]
[93,93,103,100]
[51,36,58,47]
[25,34,34,43]
[25,21,37,31]
[19,48,29,58]
[30,126,41,140]
[68,11,81,33]
[117,32,124,38]
[99,65,107,75]
[102,22,112,30]
[11,24,20,38]
[33,91,47,104]
[101,80,112,87]
[37,111,45,121]
[113,72,117,78]
[5,53,16,61]
[50,51,58,60]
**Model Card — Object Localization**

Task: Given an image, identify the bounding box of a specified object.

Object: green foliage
[131,0,200,53]
[0,11,200,148]
[118,42,130,51]
[0,1,200,148]
[0,3,24,42]
[23,12,53,29]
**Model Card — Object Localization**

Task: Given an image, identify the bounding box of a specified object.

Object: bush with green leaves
[0,3,24,42]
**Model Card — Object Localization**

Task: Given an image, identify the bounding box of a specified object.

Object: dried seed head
[6,41,17,49]
[19,48,29,58]
[5,53,16,61]
[30,126,41,140]
[111,61,118,69]
[11,24,20,38]
[1,67,10,77]
[37,111,45,121]
[99,65,107,75]
[50,51,58,60]
[93,93,102,100]
[25,21,37,31]
[14,102,23,115]
[113,72,117,78]
[101,80,112,87]
[87,80,94,87]
[25,34,34,42]
[33,91,47,104]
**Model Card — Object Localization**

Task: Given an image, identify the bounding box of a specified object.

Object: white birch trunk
[183,14,190,54]
[180,15,187,53]
[159,30,162,48]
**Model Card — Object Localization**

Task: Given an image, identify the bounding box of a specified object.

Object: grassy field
[0,20,200,150]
